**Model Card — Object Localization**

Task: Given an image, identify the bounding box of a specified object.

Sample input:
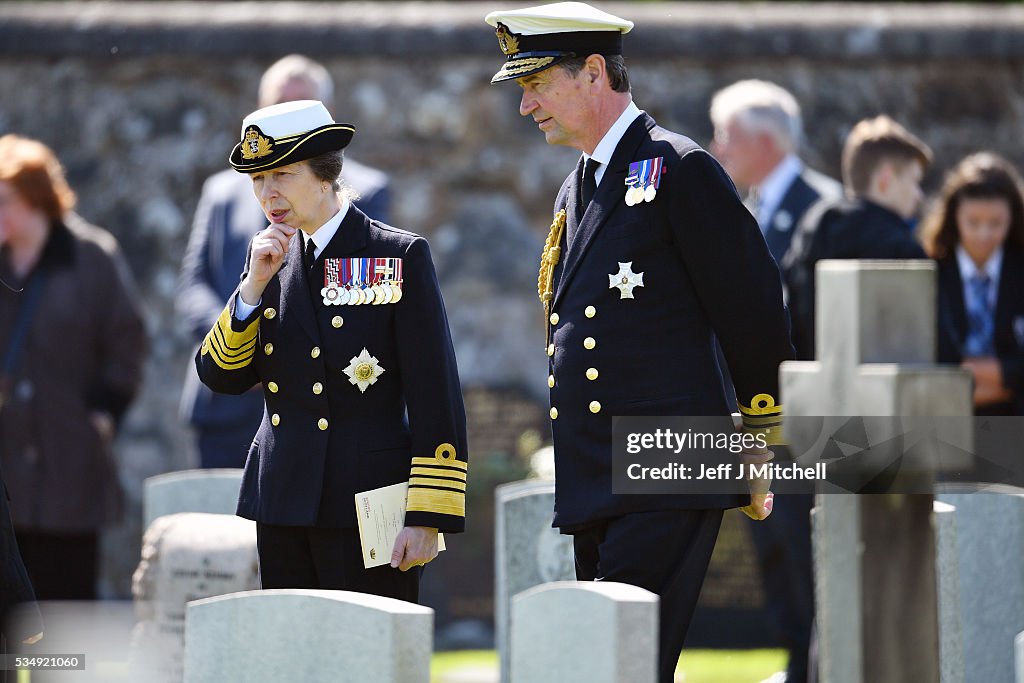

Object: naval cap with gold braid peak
[484,2,633,84]
[229,100,355,174]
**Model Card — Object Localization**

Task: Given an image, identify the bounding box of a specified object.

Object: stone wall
[3,1,1024,600]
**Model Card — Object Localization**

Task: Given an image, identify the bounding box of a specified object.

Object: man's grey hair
[709,79,803,154]
[258,54,335,108]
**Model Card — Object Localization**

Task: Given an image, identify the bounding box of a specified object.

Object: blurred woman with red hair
[0,134,146,600]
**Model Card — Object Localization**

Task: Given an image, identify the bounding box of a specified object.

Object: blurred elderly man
[178,55,390,468]
[711,79,841,266]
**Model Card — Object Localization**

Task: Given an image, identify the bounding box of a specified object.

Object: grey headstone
[511,581,657,683]
[782,261,973,683]
[495,480,575,683]
[934,501,963,683]
[183,589,433,683]
[131,512,259,682]
[1016,631,1024,683]
[143,468,243,528]
[936,493,1024,683]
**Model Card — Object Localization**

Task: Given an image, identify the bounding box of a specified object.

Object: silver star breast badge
[608,261,644,299]
[343,347,385,393]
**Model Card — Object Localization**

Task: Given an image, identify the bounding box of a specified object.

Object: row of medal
[320,257,404,306]
[624,156,664,206]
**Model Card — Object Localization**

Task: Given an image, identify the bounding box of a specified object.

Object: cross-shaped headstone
[781,260,973,683]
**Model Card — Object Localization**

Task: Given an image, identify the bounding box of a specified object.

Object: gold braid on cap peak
[538,209,566,346]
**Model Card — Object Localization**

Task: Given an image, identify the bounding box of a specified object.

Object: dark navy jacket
[545,113,794,529]
[195,205,468,532]
[783,197,926,360]
[762,167,842,265]
[179,161,390,429]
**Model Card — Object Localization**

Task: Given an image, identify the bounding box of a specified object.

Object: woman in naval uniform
[196,100,467,602]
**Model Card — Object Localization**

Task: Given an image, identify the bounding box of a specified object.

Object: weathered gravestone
[143,469,243,529]
[1016,631,1024,683]
[495,479,575,683]
[935,493,1024,683]
[933,501,964,683]
[183,589,433,683]
[511,581,658,683]
[131,512,259,682]
[782,261,973,683]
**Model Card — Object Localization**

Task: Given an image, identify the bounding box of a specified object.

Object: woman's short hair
[0,134,76,221]
[919,152,1024,259]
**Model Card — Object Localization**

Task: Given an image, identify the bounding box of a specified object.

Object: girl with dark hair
[920,152,1024,415]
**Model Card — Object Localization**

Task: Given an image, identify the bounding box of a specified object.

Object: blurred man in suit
[178,55,390,468]
[711,79,841,268]
[710,79,840,683]
[486,4,794,681]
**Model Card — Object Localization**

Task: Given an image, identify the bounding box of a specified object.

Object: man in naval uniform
[485,3,795,680]
[195,100,466,602]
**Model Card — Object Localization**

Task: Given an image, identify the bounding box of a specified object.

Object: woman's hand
[962,356,1013,406]
[240,225,296,305]
[390,526,439,572]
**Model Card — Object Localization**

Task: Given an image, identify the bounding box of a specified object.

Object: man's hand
[390,526,439,572]
[737,435,774,521]
[240,225,296,305]
[740,490,775,520]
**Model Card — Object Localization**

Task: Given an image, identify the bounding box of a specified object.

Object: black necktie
[581,157,600,211]
[304,237,317,271]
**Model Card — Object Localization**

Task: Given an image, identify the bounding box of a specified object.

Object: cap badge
[240,126,274,160]
[496,23,520,56]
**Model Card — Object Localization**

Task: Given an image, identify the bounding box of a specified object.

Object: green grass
[431,648,787,683]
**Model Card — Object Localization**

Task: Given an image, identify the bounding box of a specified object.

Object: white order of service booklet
[354,482,445,569]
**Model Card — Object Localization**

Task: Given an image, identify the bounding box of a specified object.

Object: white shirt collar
[957,244,1003,310]
[584,101,643,187]
[302,199,350,260]
[956,243,1003,284]
[755,154,802,231]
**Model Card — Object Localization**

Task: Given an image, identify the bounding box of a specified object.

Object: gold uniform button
[585,305,596,319]
[589,401,602,414]
[267,381,279,393]
[549,313,560,325]
[271,413,280,426]
[264,343,274,356]
[547,344,555,357]
[548,374,555,388]
[318,418,329,431]
[332,316,344,328]
[312,382,323,395]
[586,368,599,381]
[549,407,558,420]
[263,308,276,320]
[311,346,321,359]
[584,337,596,350]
